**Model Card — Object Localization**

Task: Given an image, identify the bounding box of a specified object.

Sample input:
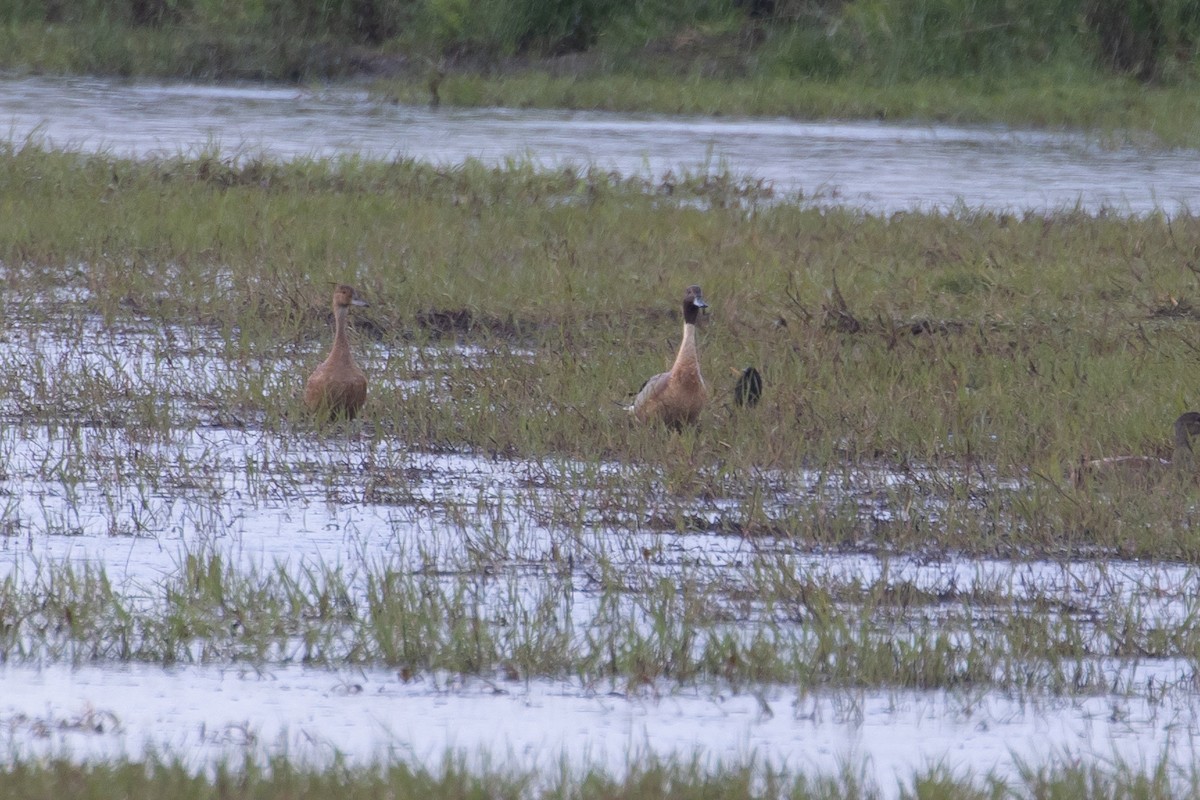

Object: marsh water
[1,313,1199,793]
[3,75,1200,214]
[3,75,1200,793]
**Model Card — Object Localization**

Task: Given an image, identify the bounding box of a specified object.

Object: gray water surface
[3,75,1200,214]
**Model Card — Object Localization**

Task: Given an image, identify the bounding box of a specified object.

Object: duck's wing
[303,359,330,411]
[627,370,670,419]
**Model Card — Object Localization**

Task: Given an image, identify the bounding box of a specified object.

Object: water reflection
[1,661,1196,797]
[2,75,1199,214]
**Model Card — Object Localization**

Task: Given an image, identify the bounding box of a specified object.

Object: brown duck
[1076,411,1200,482]
[304,284,369,420]
[629,284,709,429]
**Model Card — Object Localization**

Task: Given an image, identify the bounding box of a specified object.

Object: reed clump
[5,545,1200,695]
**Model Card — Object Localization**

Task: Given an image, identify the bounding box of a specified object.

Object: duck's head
[333,284,370,310]
[683,284,708,324]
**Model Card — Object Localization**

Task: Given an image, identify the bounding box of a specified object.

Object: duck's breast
[305,359,367,418]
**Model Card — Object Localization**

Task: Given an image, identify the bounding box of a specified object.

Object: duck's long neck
[330,305,355,365]
[672,320,701,377]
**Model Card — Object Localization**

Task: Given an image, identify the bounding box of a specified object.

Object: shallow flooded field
[2,310,1200,794]
[3,78,1200,794]
[4,661,1200,788]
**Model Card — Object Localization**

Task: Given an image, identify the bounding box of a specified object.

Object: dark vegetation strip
[2,1,1200,142]
[4,0,1193,83]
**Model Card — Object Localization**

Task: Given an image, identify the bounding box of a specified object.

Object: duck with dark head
[629,284,709,430]
[304,283,370,421]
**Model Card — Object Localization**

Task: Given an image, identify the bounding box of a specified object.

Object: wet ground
[0,312,1199,792]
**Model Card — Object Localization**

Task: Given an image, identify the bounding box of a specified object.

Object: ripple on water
[1,75,1199,215]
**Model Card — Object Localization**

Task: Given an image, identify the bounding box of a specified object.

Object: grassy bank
[371,69,1200,147]
[3,1,1200,143]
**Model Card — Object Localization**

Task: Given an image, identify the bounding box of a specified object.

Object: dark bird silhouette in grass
[732,366,763,408]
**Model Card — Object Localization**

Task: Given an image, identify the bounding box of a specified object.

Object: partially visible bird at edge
[1073,411,1200,484]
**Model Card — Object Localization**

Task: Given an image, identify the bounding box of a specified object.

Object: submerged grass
[2,537,1199,698]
